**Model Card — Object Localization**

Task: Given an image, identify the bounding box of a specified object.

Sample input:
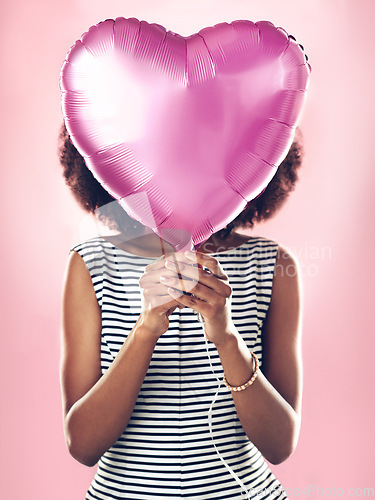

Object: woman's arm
[215,246,302,465]
[60,250,181,467]
[163,246,302,465]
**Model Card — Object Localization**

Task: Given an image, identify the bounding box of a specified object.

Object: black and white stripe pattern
[72,237,287,500]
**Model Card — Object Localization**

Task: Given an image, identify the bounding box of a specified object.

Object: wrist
[213,328,238,350]
[133,317,159,347]
[215,328,255,388]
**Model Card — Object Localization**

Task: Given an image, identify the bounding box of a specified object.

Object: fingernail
[160,275,171,283]
[184,250,194,259]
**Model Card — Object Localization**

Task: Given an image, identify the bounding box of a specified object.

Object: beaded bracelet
[223,352,259,392]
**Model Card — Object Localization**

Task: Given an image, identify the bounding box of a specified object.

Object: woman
[59,124,303,499]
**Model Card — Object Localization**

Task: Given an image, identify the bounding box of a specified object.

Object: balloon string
[204,333,251,499]
[159,234,248,495]
[159,235,167,258]
[158,235,188,295]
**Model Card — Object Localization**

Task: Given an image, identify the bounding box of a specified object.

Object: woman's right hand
[138,255,185,339]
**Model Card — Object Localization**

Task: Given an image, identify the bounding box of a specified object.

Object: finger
[144,256,167,273]
[160,271,198,295]
[163,259,200,289]
[183,250,228,280]
[139,271,165,288]
[140,258,179,287]
[143,283,184,308]
[159,272,185,288]
[168,279,221,306]
[164,259,231,298]
[167,287,210,316]
[144,251,187,273]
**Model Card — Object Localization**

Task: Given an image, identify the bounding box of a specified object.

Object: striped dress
[72,236,287,500]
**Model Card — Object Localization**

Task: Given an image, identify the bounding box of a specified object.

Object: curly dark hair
[58,123,303,239]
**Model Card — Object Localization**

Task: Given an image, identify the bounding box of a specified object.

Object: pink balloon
[61,18,310,251]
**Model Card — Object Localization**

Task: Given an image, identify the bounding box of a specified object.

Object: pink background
[1,0,374,498]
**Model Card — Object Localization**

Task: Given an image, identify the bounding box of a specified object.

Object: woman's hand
[160,251,235,346]
[138,256,186,339]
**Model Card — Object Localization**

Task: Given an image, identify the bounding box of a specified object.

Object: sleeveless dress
[72,236,287,500]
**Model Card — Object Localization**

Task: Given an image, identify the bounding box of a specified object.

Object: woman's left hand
[160,250,235,346]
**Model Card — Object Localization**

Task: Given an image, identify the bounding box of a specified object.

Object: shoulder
[64,244,98,290]
[63,237,109,320]
[274,244,300,281]
[70,237,117,271]
[269,244,301,316]
[71,236,112,256]
[67,238,115,302]
[63,247,102,316]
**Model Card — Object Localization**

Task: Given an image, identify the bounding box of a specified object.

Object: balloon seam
[198,33,216,75]
[184,38,188,86]
[268,118,296,128]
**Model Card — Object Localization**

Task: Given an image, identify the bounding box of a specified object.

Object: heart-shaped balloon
[61,17,310,250]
